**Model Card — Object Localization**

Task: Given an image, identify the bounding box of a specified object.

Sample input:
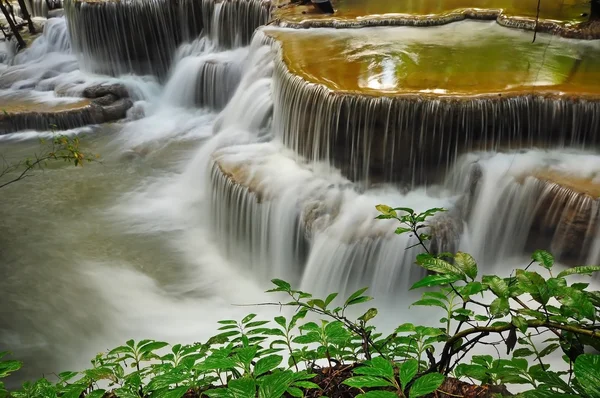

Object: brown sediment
[272,0,599,39]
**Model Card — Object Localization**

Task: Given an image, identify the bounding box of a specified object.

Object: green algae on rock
[267,22,600,97]
[273,0,595,37]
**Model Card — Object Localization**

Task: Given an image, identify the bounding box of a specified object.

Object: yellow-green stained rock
[274,0,590,25]
[0,98,92,114]
[267,22,600,97]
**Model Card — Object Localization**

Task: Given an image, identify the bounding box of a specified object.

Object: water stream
[1,7,599,387]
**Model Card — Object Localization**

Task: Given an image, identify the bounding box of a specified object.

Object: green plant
[1,205,599,398]
[0,134,98,190]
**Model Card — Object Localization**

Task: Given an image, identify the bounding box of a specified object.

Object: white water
[1,14,599,388]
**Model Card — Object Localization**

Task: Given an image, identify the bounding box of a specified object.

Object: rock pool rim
[272,1,600,40]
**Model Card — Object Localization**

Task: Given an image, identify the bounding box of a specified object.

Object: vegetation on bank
[1,207,600,398]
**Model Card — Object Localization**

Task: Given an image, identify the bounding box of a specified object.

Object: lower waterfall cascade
[1,0,600,388]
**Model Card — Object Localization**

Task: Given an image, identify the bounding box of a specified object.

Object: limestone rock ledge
[0,83,133,133]
[271,0,599,39]
[527,171,600,264]
[266,23,600,186]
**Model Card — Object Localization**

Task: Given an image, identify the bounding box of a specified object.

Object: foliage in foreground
[1,206,600,398]
[0,134,97,190]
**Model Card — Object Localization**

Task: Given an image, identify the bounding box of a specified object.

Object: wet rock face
[83,83,129,100]
[527,177,600,264]
[0,83,132,133]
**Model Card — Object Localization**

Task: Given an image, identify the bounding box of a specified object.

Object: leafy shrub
[1,206,599,398]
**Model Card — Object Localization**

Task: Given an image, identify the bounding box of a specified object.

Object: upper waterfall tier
[273,0,597,38]
[63,0,272,77]
[268,23,600,97]
[268,22,600,186]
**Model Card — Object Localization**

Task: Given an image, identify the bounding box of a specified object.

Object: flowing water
[1,6,599,388]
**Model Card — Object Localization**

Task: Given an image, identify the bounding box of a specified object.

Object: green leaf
[345,287,369,306]
[242,314,257,324]
[160,386,191,398]
[461,282,486,297]
[237,346,258,368]
[532,250,554,270]
[557,266,600,278]
[357,392,398,398]
[293,333,321,345]
[375,205,397,217]
[409,373,445,398]
[229,378,256,398]
[292,381,320,389]
[412,299,447,310]
[516,270,550,305]
[139,341,169,357]
[287,387,303,398]
[274,316,287,329]
[255,355,283,377]
[395,227,412,235]
[574,354,600,397]
[490,297,510,318]
[342,376,394,389]
[346,296,373,306]
[538,344,560,358]
[270,279,291,292]
[358,308,378,323]
[259,371,296,398]
[0,359,22,377]
[400,359,419,390]
[511,315,528,334]
[454,364,489,382]
[411,274,461,290]
[416,254,464,279]
[513,348,534,358]
[368,357,394,379]
[454,252,478,280]
[60,384,88,398]
[199,357,237,370]
[482,275,509,298]
[205,388,232,398]
[85,390,107,398]
[395,323,416,333]
[324,293,338,307]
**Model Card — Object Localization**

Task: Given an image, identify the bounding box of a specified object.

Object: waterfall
[447,150,600,265]
[268,24,600,187]
[64,0,272,78]
[162,45,247,110]
[11,18,71,65]
[205,0,273,48]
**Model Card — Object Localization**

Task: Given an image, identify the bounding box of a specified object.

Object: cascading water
[64,0,271,77]
[1,0,600,388]
[447,150,600,265]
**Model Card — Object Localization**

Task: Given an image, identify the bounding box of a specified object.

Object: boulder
[83,83,129,100]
